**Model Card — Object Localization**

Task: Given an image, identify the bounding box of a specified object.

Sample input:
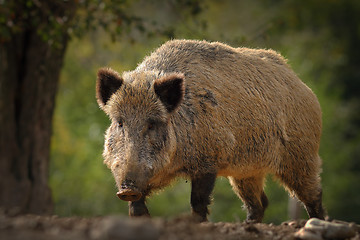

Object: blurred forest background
[2,0,359,224]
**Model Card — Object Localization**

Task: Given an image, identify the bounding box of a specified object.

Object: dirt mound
[1,213,359,240]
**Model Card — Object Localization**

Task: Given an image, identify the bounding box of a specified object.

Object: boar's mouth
[116,188,142,202]
[116,180,142,201]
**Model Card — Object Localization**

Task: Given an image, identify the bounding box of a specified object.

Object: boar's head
[96,68,185,201]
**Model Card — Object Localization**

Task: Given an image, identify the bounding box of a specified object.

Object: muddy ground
[1,213,359,240]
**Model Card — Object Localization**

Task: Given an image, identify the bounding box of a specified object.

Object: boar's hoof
[117,189,142,202]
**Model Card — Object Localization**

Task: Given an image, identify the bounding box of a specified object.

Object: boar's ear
[154,73,185,113]
[96,68,123,109]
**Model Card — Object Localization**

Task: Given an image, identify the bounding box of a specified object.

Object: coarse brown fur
[96,39,325,222]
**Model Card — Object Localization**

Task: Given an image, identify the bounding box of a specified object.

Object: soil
[1,213,359,240]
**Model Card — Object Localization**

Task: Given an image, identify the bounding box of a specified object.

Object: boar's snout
[117,189,142,201]
[116,179,142,201]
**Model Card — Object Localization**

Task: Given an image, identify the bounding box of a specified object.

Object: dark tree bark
[0,0,75,215]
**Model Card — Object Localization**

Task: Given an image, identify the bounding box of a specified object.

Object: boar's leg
[190,172,217,221]
[276,169,325,220]
[128,195,150,217]
[303,189,325,220]
[229,176,268,223]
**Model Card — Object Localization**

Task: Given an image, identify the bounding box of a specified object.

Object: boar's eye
[147,120,157,131]
[118,120,123,128]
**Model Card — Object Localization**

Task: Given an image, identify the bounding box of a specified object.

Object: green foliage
[0,0,75,48]
[51,0,360,223]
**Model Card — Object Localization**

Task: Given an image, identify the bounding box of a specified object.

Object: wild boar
[96,39,325,222]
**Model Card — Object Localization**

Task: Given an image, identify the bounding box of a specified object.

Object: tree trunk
[0,29,68,214]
